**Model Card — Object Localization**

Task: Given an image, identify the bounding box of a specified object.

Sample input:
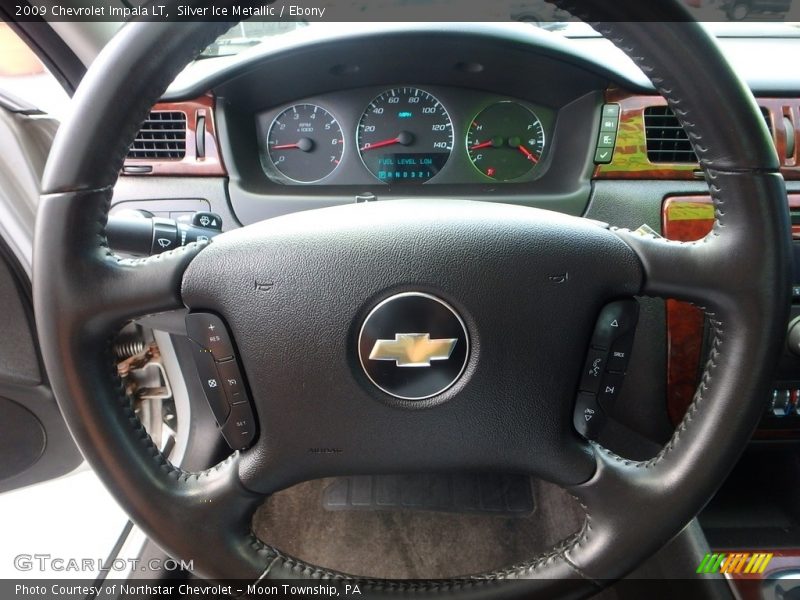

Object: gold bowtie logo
[369,333,458,368]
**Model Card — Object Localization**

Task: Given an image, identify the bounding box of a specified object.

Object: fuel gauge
[466,102,545,181]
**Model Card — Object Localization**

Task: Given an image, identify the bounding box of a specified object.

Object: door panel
[0,98,83,493]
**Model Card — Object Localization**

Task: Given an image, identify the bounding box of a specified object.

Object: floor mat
[252,477,585,579]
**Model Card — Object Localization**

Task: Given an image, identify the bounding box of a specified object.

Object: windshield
[201,0,800,58]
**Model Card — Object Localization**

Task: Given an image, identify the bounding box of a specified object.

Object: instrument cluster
[256,85,555,187]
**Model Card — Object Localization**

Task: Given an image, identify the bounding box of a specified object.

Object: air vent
[127,111,187,160]
[644,105,772,164]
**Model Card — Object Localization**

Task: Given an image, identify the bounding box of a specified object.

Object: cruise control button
[216,359,248,405]
[185,312,235,361]
[221,403,256,450]
[574,392,605,440]
[189,342,230,424]
[579,348,608,394]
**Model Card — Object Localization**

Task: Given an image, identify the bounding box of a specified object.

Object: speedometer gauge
[467,102,545,181]
[357,87,453,184]
[267,104,344,183]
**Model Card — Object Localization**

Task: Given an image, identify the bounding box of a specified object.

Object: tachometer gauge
[357,87,453,184]
[466,102,545,181]
[267,104,344,183]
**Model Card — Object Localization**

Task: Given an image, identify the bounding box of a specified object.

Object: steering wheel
[34,1,791,596]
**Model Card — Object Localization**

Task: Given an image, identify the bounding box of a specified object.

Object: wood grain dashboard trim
[596,89,800,180]
[664,194,800,432]
[121,94,226,177]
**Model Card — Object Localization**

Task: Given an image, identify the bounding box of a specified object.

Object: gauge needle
[470,140,495,151]
[361,131,414,152]
[271,138,315,152]
[517,144,540,164]
[470,136,505,151]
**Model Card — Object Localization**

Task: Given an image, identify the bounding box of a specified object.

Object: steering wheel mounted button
[591,300,640,350]
[216,359,248,404]
[607,332,635,373]
[185,313,235,361]
[598,372,626,412]
[188,342,230,424]
[221,403,256,450]
[574,392,605,440]
[579,348,608,394]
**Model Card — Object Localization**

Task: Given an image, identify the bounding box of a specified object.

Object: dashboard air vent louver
[644,105,772,164]
[127,111,187,160]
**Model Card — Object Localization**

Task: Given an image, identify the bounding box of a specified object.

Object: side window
[0,22,69,119]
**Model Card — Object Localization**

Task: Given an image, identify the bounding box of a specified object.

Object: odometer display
[357,88,453,184]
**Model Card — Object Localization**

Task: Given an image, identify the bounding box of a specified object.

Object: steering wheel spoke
[613,228,724,306]
[37,188,205,328]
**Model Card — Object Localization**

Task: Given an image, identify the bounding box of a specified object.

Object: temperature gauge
[466,102,545,182]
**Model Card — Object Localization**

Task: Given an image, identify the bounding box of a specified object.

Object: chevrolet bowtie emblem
[369,333,458,368]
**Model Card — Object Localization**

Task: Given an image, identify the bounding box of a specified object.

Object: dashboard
[255,86,555,186]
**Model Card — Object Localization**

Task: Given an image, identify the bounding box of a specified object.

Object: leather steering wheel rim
[34,1,791,596]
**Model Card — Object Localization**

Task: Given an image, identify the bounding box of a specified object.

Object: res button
[185,312,235,361]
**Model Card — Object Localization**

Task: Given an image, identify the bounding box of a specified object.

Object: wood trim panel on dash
[662,196,715,425]
[121,94,226,177]
[595,89,800,180]
[663,195,800,430]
